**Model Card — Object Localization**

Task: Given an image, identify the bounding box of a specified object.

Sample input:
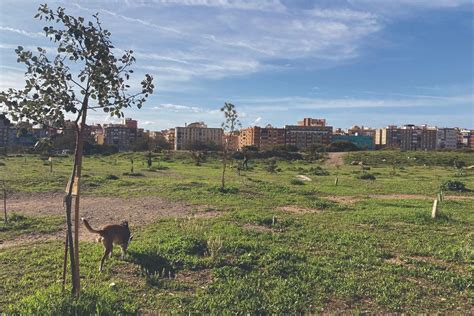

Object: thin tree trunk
[3,180,7,224]
[62,134,79,295]
[221,150,227,190]
[72,101,88,297]
[61,231,68,291]
[61,97,88,297]
[65,194,76,294]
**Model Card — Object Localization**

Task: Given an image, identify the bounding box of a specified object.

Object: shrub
[309,166,329,176]
[327,141,359,152]
[290,179,305,185]
[105,174,119,180]
[441,180,467,192]
[209,185,239,194]
[265,159,278,173]
[122,172,145,177]
[358,173,376,180]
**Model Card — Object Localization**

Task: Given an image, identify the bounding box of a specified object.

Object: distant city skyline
[0,0,473,130]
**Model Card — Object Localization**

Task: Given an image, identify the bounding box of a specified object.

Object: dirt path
[325,152,347,167]
[323,194,474,204]
[1,193,219,249]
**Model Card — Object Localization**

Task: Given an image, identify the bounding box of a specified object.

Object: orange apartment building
[239,126,285,150]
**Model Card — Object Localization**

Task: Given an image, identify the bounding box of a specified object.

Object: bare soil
[1,192,220,249]
[277,205,323,214]
[322,194,474,205]
[324,152,347,167]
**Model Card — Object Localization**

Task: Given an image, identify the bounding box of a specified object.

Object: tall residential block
[400,125,437,151]
[284,124,333,149]
[436,128,458,150]
[239,125,285,150]
[0,114,11,148]
[174,122,223,150]
[375,125,401,148]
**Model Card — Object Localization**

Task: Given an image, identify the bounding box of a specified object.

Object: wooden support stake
[432,199,438,219]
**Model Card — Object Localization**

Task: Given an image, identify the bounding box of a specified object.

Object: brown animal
[81,218,133,272]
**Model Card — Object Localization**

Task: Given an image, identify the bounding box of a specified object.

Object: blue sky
[0,0,473,130]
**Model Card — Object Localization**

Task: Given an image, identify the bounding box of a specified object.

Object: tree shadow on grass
[128,249,176,285]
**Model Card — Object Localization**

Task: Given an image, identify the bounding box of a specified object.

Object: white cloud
[114,0,286,11]
[235,94,474,111]
[0,26,43,38]
[68,4,382,85]
[252,116,262,125]
[153,103,204,113]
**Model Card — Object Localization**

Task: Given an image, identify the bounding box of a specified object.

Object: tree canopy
[0,4,154,128]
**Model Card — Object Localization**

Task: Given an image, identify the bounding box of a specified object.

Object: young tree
[220,103,240,191]
[0,4,154,297]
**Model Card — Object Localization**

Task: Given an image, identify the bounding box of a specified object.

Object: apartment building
[375,125,401,148]
[469,131,474,149]
[104,124,132,150]
[457,129,471,148]
[400,125,437,151]
[174,122,223,150]
[284,125,332,149]
[436,128,458,150]
[224,132,240,151]
[0,114,10,148]
[163,128,175,147]
[239,125,285,150]
[298,118,326,127]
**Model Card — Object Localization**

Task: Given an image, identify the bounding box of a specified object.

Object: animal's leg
[120,244,127,259]
[100,240,113,272]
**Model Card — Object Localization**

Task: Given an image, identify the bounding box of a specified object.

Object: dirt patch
[371,194,474,201]
[322,194,474,204]
[277,205,323,214]
[384,255,465,273]
[323,196,363,205]
[1,192,222,249]
[175,269,212,289]
[384,256,406,266]
[243,223,274,233]
[324,152,347,167]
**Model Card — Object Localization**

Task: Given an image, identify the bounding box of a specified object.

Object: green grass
[0,213,64,241]
[0,151,473,313]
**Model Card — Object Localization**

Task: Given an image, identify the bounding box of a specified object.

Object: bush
[272,145,299,152]
[208,185,239,194]
[309,166,329,176]
[441,180,467,192]
[357,173,376,180]
[122,172,145,177]
[327,141,359,152]
[265,159,278,173]
[290,179,305,185]
[105,174,119,180]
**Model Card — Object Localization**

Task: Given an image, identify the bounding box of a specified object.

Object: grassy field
[0,151,473,314]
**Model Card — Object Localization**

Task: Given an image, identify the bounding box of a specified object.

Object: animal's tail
[81,218,102,235]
